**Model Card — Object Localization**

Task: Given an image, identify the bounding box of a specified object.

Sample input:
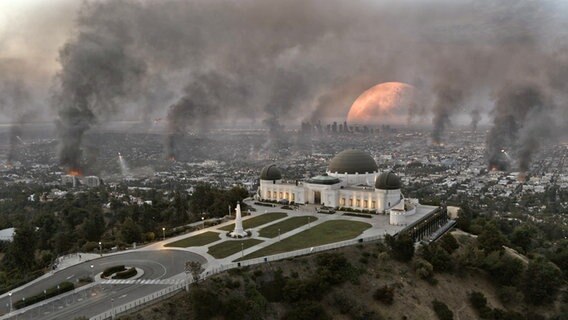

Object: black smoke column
[54,4,146,172]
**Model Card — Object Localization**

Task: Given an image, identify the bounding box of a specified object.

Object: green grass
[207,239,264,259]
[164,232,221,248]
[258,216,318,238]
[236,220,371,261]
[218,212,288,231]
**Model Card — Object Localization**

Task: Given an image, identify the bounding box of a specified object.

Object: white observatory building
[258,149,421,225]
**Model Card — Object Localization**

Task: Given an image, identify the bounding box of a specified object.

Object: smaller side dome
[375,171,401,190]
[260,164,282,180]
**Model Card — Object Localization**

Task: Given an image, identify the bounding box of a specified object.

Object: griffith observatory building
[257,149,427,226]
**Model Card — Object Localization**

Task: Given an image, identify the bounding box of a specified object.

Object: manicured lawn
[207,239,264,259]
[164,231,221,248]
[237,220,371,261]
[218,212,287,231]
[258,216,318,238]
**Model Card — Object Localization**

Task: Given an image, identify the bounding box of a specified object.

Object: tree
[522,257,562,305]
[83,210,105,242]
[385,233,414,262]
[119,218,142,244]
[509,225,535,253]
[477,223,508,253]
[2,223,37,273]
[439,233,459,254]
[482,252,524,286]
[185,261,204,286]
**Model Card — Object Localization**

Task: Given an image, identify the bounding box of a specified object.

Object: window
[356,199,361,207]
[279,192,283,199]
[349,199,353,206]
[285,192,289,199]
[371,201,376,209]
[340,198,346,206]
[291,193,295,201]
[267,191,271,198]
[364,200,368,208]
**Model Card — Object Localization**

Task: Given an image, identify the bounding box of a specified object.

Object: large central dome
[328,149,378,174]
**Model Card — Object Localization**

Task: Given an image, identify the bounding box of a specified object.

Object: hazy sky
[1,0,568,126]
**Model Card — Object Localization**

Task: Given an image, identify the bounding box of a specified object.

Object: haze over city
[0,1,567,320]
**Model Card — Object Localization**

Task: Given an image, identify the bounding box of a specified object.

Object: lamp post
[241,243,244,258]
[201,216,205,229]
[111,297,115,319]
[8,292,12,313]
[162,227,166,241]
[278,228,281,241]
[99,241,102,256]
[90,264,94,279]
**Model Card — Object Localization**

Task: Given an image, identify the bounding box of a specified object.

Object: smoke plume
[0,64,35,163]
[470,109,481,131]
[3,0,560,171]
[431,83,464,145]
[53,2,146,171]
[486,82,549,171]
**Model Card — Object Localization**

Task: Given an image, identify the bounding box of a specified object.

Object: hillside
[119,232,565,320]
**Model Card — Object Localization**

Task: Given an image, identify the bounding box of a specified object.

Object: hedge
[102,265,126,278]
[14,281,74,309]
[112,267,137,279]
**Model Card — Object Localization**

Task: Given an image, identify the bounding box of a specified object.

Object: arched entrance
[313,191,321,204]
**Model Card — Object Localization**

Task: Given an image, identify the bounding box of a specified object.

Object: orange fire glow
[67,169,82,176]
[347,82,414,125]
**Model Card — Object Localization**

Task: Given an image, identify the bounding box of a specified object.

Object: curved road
[0,249,205,319]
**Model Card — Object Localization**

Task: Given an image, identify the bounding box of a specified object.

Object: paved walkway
[145,200,408,273]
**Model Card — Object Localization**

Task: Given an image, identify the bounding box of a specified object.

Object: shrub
[432,300,453,320]
[102,265,126,278]
[373,285,394,305]
[224,278,240,289]
[283,279,323,302]
[315,253,355,286]
[359,257,369,264]
[413,258,434,280]
[14,281,74,309]
[469,291,492,319]
[497,286,522,305]
[112,267,137,279]
[258,271,286,302]
[189,287,222,319]
[439,233,459,254]
[283,301,331,320]
[332,293,353,314]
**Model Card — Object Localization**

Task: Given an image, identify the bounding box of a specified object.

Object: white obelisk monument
[230,202,247,237]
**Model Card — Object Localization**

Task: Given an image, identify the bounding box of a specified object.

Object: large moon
[346,82,415,125]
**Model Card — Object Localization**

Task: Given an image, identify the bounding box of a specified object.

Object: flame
[168,156,176,162]
[517,172,527,183]
[67,169,82,176]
